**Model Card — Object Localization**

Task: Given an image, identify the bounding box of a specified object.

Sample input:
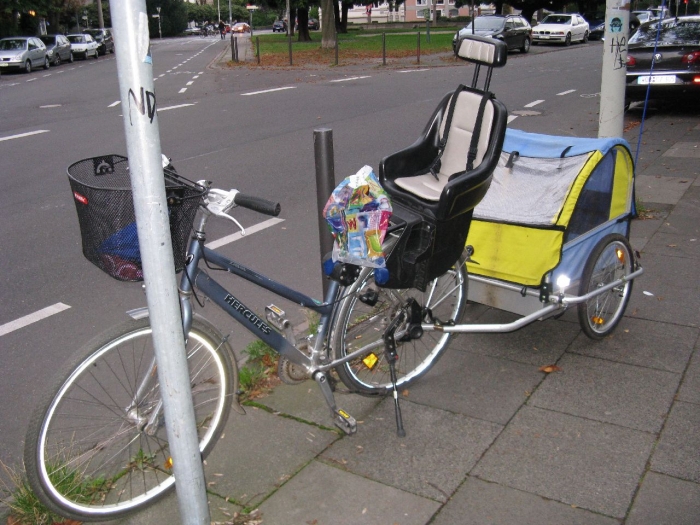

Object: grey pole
[111,2,211,524]
[313,129,336,296]
[598,1,630,138]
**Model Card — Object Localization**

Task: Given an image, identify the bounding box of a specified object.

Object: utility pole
[97,0,104,29]
[598,0,630,138]
[111,1,211,523]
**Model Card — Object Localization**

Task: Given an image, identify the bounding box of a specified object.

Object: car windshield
[465,18,506,31]
[629,20,700,44]
[541,15,572,24]
[85,30,103,41]
[39,36,54,46]
[68,35,85,43]
[0,39,27,50]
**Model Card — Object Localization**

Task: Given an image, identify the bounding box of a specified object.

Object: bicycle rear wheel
[24,316,235,522]
[333,254,468,395]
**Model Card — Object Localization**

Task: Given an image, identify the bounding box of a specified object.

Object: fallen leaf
[668,244,677,247]
[539,364,561,373]
[401,389,410,397]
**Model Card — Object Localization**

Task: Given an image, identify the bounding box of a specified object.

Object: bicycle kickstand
[384,308,408,438]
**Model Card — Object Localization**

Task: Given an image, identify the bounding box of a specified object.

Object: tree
[145,0,187,37]
[320,0,335,48]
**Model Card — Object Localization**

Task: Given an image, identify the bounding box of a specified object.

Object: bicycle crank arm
[313,371,357,435]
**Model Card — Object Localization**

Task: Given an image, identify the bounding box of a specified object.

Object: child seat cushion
[393,90,495,201]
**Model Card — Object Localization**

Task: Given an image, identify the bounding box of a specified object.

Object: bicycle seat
[380,35,508,222]
[376,35,509,291]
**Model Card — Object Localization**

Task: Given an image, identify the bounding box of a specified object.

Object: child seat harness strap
[429,85,493,180]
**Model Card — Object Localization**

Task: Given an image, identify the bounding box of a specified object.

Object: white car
[66,33,99,60]
[532,13,590,46]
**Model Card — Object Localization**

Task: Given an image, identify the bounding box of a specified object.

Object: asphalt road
[0,35,609,479]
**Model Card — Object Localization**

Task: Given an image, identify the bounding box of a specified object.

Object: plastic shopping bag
[323,166,392,268]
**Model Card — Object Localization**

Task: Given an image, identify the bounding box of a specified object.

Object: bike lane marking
[0,303,71,337]
[557,89,577,95]
[0,130,50,142]
[329,76,371,83]
[241,87,296,96]
[524,99,545,107]
[206,218,285,249]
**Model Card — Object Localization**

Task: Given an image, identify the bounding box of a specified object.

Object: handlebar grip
[233,193,281,217]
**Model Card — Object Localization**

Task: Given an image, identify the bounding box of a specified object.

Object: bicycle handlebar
[233,192,281,217]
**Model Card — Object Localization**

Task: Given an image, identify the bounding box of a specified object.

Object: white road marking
[0,303,71,337]
[186,81,194,86]
[507,115,519,123]
[524,100,545,108]
[241,87,296,96]
[27,78,37,82]
[557,89,576,96]
[178,87,187,93]
[159,103,195,112]
[43,74,51,77]
[329,76,371,83]
[0,130,50,142]
[108,100,121,107]
[398,69,430,73]
[40,104,62,108]
[206,218,285,249]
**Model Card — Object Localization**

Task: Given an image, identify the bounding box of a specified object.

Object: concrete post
[598,0,630,138]
[111,2,211,523]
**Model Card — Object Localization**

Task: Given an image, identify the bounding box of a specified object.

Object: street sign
[246,4,259,10]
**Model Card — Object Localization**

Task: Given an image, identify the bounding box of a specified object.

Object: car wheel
[54,54,61,66]
[44,57,50,70]
[583,31,589,43]
[564,33,571,46]
[69,52,74,63]
[94,49,99,59]
[24,60,32,74]
[521,37,530,53]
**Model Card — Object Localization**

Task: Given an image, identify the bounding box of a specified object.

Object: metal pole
[334,36,338,65]
[256,36,260,64]
[598,0,630,138]
[417,32,421,64]
[313,129,336,296]
[288,31,293,65]
[111,3,211,524]
[382,32,386,66]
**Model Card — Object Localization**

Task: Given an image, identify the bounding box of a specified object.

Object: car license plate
[0,63,7,67]
[637,75,677,85]
[539,35,549,39]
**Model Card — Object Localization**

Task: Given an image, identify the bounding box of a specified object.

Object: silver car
[0,37,49,73]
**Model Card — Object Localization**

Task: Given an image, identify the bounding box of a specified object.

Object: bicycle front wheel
[24,316,235,522]
[333,255,468,395]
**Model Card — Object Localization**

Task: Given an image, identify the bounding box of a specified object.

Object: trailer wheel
[577,234,634,339]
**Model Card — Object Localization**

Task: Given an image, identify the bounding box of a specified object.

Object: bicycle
[23,156,468,521]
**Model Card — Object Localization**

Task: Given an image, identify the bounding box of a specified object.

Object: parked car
[83,28,114,56]
[586,18,605,40]
[532,13,589,46]
[308,18,320,30]
[40,34,73,66]
[625,16,700,105]
[231,22,250,33]
[453,14,532,54]
[0,36,49,73]
[272,20,287,32]
[67,34,99,60]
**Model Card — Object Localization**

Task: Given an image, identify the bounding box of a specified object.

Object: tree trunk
[321,0,336,48]
[297,7,311,42]
[339,1,351,33]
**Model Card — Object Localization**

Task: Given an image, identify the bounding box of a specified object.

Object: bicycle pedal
[265,304,295,342]
[334,409,357,435]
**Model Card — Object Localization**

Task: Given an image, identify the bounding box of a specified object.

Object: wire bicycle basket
[67,154,205,282]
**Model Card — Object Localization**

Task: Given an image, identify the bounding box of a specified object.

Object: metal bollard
[417,32,421,65]
[256,36,260,64]
[313,129,336,296]
[288,31,293,65]
[335,37,339,66]
[382,32,386,66]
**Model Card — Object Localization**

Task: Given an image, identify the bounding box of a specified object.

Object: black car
[40,34,73,65]
[453,15,532,54]
[272,20,287,32]
[83,28,114,56]
[625,16,700,104]
[308,18,320,30]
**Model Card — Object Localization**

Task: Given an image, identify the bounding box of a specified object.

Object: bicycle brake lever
[205,189,247,235]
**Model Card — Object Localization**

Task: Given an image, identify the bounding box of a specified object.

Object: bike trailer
[465,128,636,315]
